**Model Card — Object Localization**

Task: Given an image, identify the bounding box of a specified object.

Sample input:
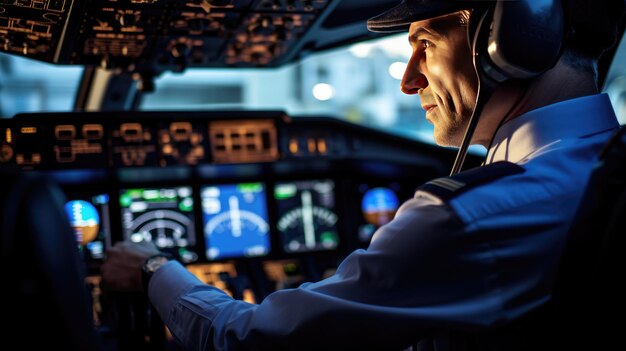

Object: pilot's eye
[421,40,432,49]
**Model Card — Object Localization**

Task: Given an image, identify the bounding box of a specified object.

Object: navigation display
[64,193,111,269]
[120,187,196,257]
[201,183,270,260]
[274,179,339,253]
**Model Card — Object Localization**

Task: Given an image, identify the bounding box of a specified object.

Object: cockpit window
[1,31,625,148]
[140,33,442,144]
[0,56,83,118]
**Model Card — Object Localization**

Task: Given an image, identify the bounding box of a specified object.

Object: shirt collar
[486,94,619,164]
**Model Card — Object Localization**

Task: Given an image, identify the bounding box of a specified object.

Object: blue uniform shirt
[149,94,619,351]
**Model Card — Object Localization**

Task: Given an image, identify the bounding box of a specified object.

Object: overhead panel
[0,0,334,72]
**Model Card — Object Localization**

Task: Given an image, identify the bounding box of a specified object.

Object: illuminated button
[120,123,143,142]
[20,127,37,134]
[54,146,75,163]
[162,144,174,155]
[83,124,104,139]
[55,125,76,140]
[317,138,327,154]
[170,122,192,141]
[289,138,299,154]
[163,131,174,144]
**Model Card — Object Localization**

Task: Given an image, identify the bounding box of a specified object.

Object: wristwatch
[141,253,173,293]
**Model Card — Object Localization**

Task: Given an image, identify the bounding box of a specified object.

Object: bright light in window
[312,83,335,101]
[388,62,407,80]
[349,43,373,58]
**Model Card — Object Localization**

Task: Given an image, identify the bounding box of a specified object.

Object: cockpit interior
[1,1,625,350]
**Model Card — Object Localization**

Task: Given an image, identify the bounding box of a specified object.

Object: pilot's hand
[101,241,161,292]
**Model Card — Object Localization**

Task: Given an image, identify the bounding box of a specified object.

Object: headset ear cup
[468,6,507,87]
[487,0,565,80]
[469,0,566,84]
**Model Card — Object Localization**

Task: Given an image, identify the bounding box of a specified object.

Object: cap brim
[366,1,477,33]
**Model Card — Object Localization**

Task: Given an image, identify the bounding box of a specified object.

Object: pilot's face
[401,12,478,147]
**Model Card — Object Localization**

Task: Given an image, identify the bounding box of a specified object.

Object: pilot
[102,0,625,350]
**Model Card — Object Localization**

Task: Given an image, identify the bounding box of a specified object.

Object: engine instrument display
[275,179,338,253]
[201,183,270,260]
[120,187,196,260]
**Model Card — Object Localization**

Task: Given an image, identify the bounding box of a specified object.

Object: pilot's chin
[433,130,460,148]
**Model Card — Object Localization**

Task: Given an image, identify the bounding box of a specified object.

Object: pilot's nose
[400,53,428,95]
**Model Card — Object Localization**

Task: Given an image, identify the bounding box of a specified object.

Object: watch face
[145,255,171,273]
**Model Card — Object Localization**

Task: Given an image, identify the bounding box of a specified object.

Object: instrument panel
[0,111,282,170]
[62,176,418,276]
[2,110,464,275]
[2,110,481,348]
[64,177,346,267]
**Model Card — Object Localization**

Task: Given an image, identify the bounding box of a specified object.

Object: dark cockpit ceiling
[0,0,399,75]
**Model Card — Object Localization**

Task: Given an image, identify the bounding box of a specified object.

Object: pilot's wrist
[141,253,174,293]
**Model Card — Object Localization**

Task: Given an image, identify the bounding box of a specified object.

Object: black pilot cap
[367,0,487,33]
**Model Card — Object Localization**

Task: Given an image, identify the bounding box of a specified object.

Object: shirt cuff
[148,261,201,323]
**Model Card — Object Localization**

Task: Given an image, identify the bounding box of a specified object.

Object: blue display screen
[201,183,270,260]
[357,184,402,243]
[361,187,400,226]
[64,194,111,264]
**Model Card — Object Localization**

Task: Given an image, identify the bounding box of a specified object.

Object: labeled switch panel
[0,0,331,70]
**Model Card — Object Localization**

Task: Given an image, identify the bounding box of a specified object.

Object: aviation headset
[470,0,565,84]
[452,0,566,174]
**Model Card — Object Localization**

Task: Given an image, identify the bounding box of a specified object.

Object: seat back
[0,173,99,350]
[454,126,626,351]
[551,126,626,349]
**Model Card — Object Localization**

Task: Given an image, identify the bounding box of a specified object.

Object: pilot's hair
[458,9,470,26]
